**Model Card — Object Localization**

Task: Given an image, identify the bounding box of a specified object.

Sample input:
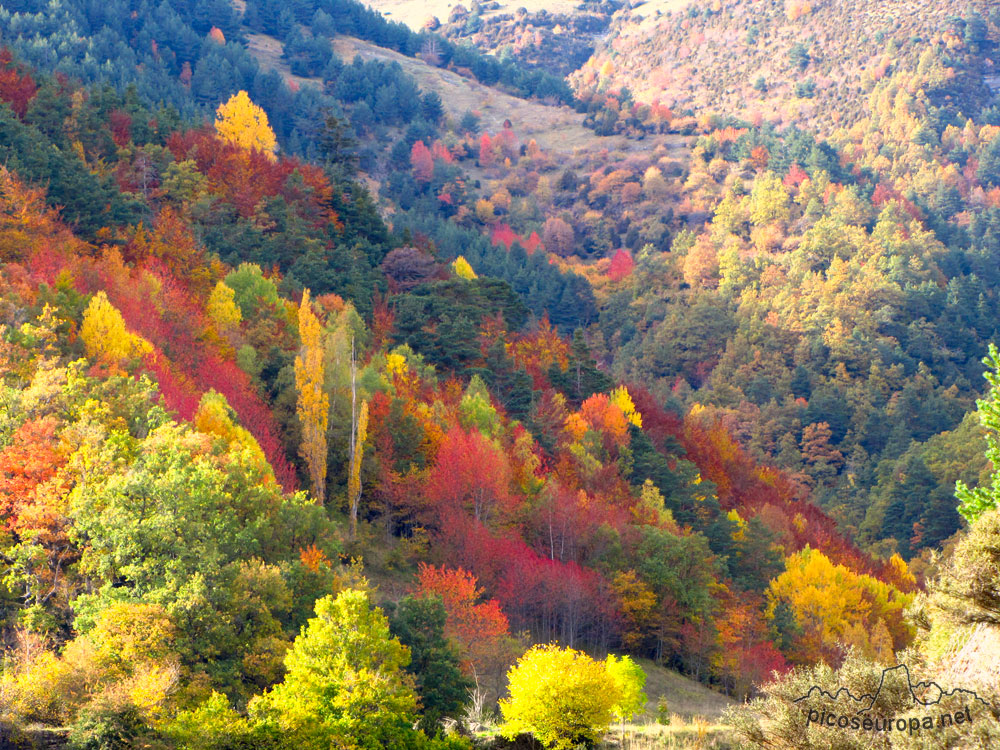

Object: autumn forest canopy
[2,0,1000,747]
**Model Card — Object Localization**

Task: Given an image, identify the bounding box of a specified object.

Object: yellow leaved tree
[452,255,477,280]
[214,91,277,157]
[193,391,270,476]
[347,398,368,539]
[766,546,914,665]
[294,290,329,503]
[205,280,242,332]
[80,291,152,365]
[609,385,642,428]
[500,644,621,750]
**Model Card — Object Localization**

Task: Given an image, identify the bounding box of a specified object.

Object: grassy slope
[243,27,690,160]
[636,659,736,722]
[245,33,325,89]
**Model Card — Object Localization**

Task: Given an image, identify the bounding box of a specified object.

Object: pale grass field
[245,33,326,90]
[601,718,733,749]
[245,29,599,151]
[330,36,690,158]
[472,716,733,749]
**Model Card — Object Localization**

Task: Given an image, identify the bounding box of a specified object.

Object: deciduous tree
[607,249,634,282]
[214,91,277,157]
[425,428,515,526]
[294,290,329,503]
[415,563,513,683]
[605,654,647,741]
[80,292,152,366]
[500,644,620,750]
[410,140,434,183]
[453,256,477,280]
[249,589,419,748]
[542,217,575,256]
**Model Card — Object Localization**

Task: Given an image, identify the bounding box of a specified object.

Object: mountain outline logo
[793,663,994,715]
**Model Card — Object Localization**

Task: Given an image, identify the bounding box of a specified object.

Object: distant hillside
[243,27,665,155]
[572,0,999,133]
[360,0,586,32]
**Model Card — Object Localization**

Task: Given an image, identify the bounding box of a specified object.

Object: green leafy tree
[224,263,280,319]
[458,374,501,436]
[500,644,621,750]
[605,654,647,741]
[390,595,472,733]
[249,589,420,749]
[67,419,335,696]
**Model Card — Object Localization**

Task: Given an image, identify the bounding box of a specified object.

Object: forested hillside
[572,0,999,134]
[1,0,1000,747]
[432,2,1000,565]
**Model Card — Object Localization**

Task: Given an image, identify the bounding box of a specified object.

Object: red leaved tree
[416,563,517,694]
[425,427,517,526]
[478,133,494,167]
[607,249,634,282]
[0,49,37,118]
[410,140,434,183]
[491,223,518,249]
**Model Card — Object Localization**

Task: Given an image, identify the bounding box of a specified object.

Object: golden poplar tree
[348,398,368,539]
[214,91,277,157]
[294,290,329,503]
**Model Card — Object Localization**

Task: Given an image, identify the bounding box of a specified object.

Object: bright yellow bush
[500,644,621,750]
[605,654,647,723]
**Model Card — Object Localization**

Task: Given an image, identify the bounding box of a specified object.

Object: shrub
[68,703,154,750]
[500,644,621,750]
